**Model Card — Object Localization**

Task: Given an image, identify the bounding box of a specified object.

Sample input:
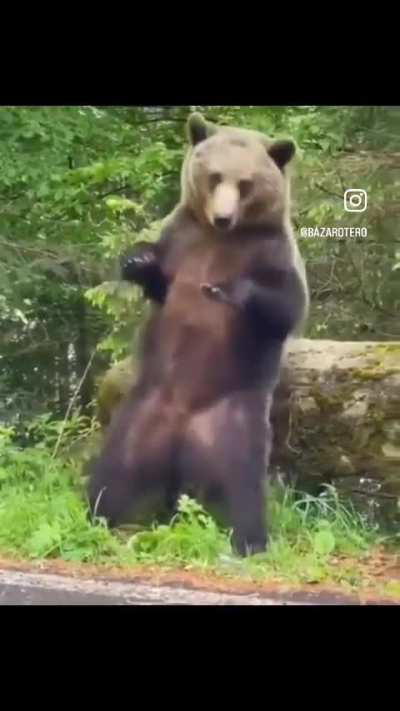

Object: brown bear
[88,113,309,556]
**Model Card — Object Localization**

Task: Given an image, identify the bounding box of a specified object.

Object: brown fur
[88,114,308,556]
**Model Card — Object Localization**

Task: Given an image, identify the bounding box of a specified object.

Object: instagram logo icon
[344,189,367,212]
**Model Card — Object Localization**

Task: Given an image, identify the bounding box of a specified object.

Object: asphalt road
[0,570,298,605]
[0,569,394,605]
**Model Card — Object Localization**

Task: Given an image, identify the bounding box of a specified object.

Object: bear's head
[181,112,296,233]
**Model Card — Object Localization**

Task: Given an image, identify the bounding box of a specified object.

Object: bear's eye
[209,172,222,190]
[238,180,253,199]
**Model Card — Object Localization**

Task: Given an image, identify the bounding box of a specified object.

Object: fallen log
[96,339,400,489]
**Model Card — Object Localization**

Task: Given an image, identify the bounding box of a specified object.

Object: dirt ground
[0,549,400,604]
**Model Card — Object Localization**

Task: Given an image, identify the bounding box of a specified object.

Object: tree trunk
[96,339,400,490]
[271,339,400,491]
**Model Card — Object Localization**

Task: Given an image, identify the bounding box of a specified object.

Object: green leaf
[27,523,61,556]
[313,529,336,556]
[62,548,88,562]
[0,467,10,481]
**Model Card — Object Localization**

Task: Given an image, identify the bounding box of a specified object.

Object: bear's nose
[214,216,232,230]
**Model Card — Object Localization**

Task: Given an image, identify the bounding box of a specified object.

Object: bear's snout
[214,216,233,231]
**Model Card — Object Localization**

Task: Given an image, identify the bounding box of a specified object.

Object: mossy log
[96,340,400,488]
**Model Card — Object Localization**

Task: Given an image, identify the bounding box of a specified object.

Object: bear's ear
[187,112,216,146]
[268,140,296,171]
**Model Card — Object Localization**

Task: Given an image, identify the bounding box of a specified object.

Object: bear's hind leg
[227,476,267,556]
[89,449,179,528]
[182,391,271,557]
[88,391,180,528]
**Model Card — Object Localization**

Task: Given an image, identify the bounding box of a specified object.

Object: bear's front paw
[201,280,253,308]
[121,251,156,281]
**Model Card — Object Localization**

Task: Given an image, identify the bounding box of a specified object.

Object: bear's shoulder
[159,205,205,249]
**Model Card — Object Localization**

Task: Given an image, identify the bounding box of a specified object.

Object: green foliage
[1,106,399,431]
[125,485,377,577]
[128,495,230,567]
[0,107,185,370]
[3,106,398,361]
[0,423,385,585]
[0,424,118,562]
[21,411,99,451]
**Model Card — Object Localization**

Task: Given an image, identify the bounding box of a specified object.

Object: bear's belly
[150,282,260,409]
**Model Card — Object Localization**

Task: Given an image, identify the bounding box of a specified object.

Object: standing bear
[88,113,309,556]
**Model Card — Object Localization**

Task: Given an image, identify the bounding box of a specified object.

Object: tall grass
[0,424,386,585]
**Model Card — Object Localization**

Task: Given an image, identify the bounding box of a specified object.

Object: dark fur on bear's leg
[228,479,268,557]
[163,473,182,521]
[180,390,270,558]
[88,481,125,528]
[88,387,184,531]
[225,445,269,557]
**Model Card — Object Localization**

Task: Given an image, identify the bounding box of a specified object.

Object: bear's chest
[172,239,257,287]
[159,243,228,333]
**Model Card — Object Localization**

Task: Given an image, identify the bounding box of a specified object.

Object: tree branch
[315,184,344,200]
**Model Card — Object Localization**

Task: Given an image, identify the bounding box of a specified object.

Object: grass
[0,423,396,589]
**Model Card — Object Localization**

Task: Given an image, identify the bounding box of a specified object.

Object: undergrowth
[0,423,393,587]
